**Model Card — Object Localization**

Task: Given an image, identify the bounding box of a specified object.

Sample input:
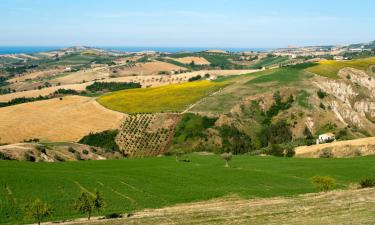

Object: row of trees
[25,191,105,225]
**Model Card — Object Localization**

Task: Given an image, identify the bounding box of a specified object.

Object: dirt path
[41,188,375,225]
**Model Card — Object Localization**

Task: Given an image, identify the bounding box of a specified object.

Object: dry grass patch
[295,137,375,158]
[0,96,124,143]
[170,56,211,65]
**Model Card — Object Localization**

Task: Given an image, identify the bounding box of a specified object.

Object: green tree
[24,199,53,225]
[74,191,105,220]
[221,152,232,167]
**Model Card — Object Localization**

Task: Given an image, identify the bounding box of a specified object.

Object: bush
[68,147,76,153]
[268,144,284,157]
[82,150,89,155]
[79,130,120,152]
[319,149,333,158]
[105,213,123,219]
[53,154,65,162]
[317,89,327,99]
[0,152,12,160]
[310,176,336,192]
[74,152,82,161]
[24,152,36,162]
[359,177,375,188]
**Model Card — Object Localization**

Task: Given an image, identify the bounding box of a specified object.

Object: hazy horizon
[1,0,375,48]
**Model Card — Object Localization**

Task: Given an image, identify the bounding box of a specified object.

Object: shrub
[268,144,284,157]
[53,154,65,162]
[0,152,12,160]
[36,145,47,154]
[79,130,120,152]
[24,152,36,162]
[82,150,89,155]
[105,213,123,219]
[319,149,333,158]
[68,147,76,153]
[284,146,295,157]
[74,152,82,161]
[359,177,375,188]
[317,89,327,99]
[310,176,336,192]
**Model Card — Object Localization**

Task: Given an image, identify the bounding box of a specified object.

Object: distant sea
[0,46,271,55]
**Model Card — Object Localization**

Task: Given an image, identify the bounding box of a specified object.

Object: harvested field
[8,68,66,83]
[0,83,88,102]
[50,66,110,85]
[113,61,186,76]
[0,70,257,102]
[169,56,210,65]
[295,137,375,158]
[0,96,124,143]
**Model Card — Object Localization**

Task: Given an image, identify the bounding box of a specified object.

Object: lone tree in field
[24,198,53,225]
[310,176,336,192]
[221,152,232,167]
[74,191,105,220]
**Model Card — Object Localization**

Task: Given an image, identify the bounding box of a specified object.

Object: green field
[250,56,289,69]
[191,65,314,113]
[1,155,375,224]
[306,57,375,78]
[97,80,227,113]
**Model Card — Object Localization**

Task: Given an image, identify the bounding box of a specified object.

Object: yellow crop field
[306,57,375,78]
[97,80,227,113]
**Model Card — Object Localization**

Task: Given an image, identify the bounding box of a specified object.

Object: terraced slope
[116,114,181,157]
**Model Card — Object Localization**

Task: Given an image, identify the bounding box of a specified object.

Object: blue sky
[1,0,374,48]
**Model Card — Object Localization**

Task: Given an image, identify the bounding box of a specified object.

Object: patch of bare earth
[169,56,211,65]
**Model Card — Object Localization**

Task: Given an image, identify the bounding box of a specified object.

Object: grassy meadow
[97,80,227,113]
[191,64,314,113]
[306,57,375,78]
[1,155,375,224]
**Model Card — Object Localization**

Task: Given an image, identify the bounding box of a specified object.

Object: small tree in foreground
[310,176,336,192]
[24,199,53,225]
[74,191,105,220]
[221,152,232,167]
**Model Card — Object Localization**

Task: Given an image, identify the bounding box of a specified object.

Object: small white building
[316,133,335,144]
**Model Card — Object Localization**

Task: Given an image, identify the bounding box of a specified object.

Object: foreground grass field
[306,57,375,78]
[97,80,227,113]
[73,188,375,225]
[1,155,375,224]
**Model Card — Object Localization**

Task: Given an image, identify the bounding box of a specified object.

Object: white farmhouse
[316,133,335,144]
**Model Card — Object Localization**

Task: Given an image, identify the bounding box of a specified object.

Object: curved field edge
[1,155,375,224]
[97,80,229,114]
[305,57,375,78]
